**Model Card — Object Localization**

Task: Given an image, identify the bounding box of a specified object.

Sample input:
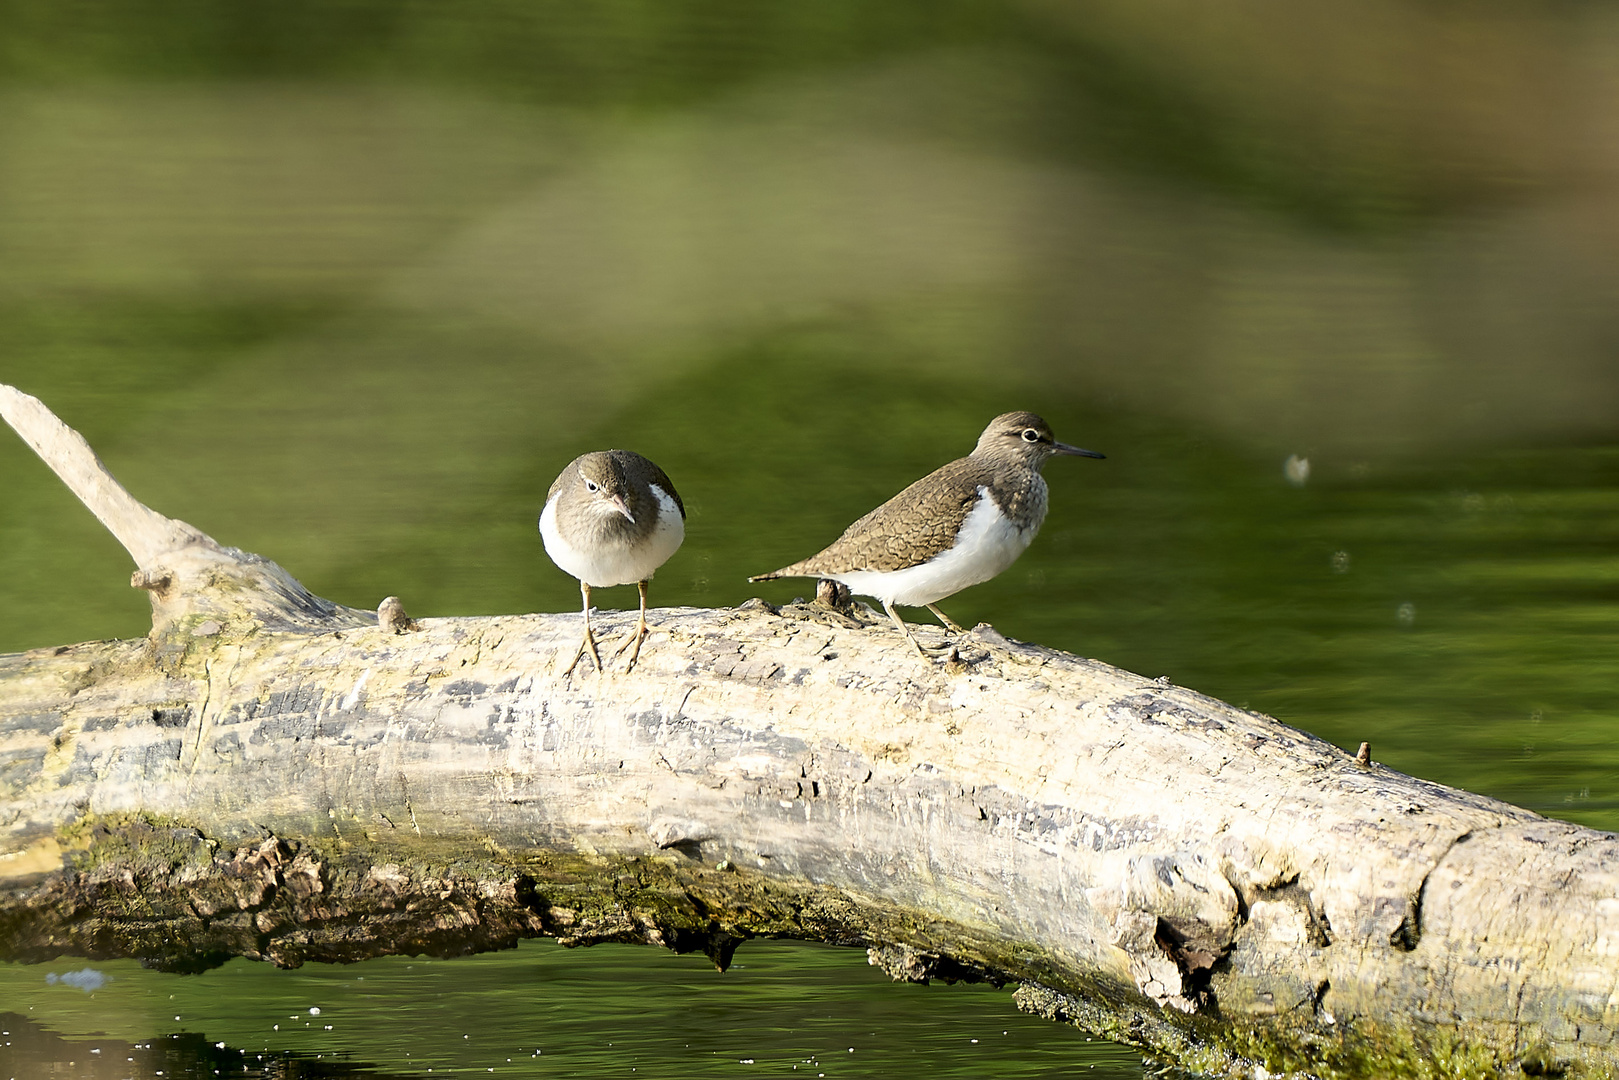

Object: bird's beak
[1053,441,1106,460]
[611,494,635,522]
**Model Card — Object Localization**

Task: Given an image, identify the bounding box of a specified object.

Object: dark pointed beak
[1053,441,1105,459]
[611,494,635,522]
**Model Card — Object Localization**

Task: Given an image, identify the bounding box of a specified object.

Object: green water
[3,0,1618,1075]
[0,941,1146,1078]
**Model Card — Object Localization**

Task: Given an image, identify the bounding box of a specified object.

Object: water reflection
[0,941,1151,1079]
[1,1013,396,1078]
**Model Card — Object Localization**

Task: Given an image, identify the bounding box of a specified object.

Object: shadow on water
[1,1013,397,1078]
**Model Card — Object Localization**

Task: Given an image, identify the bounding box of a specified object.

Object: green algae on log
[2,382,1618,1080]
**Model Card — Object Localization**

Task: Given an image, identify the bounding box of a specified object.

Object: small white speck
[309,1007,321,1016]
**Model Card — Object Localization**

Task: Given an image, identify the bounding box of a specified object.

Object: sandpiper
[749,411,1102,653]
[540,450,685,673]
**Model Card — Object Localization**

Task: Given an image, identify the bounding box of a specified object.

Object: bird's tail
[747,562,811,583]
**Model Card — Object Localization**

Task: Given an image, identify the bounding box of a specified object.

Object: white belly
[831,488,1038,607]
[540,484,685,588]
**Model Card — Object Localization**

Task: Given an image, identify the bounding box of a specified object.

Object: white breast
[830,484,1043,607]
[540,484,685,588]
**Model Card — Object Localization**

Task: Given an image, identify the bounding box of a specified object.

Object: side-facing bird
[540,450,685,674]
[748,411,1102,654]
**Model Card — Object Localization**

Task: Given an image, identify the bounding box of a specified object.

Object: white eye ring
[584,479,599,492]
[1022,429,1041,443]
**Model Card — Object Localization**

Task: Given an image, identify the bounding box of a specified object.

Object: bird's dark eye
[1022,429,1041,443]
[584,479,599,493]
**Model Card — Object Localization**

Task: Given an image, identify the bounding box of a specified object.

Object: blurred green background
[1,0,1616,1072]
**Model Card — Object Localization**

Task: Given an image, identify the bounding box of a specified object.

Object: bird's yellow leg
[565,581,602,676]
[613,580,652,671]
[925,603,967,635]
[882,600,932,659]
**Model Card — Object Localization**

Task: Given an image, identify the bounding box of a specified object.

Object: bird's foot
[564,628,603,676]
[611,621,649,671]
[917,642,964,662]
[898,628,959,661]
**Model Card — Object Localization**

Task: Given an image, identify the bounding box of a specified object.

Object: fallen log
[0,383,1614,1079]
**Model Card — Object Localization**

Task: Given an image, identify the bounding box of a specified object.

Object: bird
[748,411,1102,654]
[539,450,685,674]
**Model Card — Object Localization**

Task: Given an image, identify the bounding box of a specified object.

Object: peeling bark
[2,383,1617,1079]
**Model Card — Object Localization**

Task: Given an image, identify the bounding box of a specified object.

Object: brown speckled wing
[760,456,988,576]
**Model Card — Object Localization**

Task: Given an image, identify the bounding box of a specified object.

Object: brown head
[972,411,1105,468]
[548,450,684,545]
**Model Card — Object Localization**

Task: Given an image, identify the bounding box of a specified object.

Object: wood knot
[377,596,421,634]
[814,578,852,609]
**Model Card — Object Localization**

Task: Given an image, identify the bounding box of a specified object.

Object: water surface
[0,940,1148,1078]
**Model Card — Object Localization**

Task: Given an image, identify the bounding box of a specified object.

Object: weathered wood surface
[2,383,1616,1079]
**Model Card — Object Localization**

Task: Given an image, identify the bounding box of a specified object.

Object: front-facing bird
[749,411,1102,654]
[540,450,685,673]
